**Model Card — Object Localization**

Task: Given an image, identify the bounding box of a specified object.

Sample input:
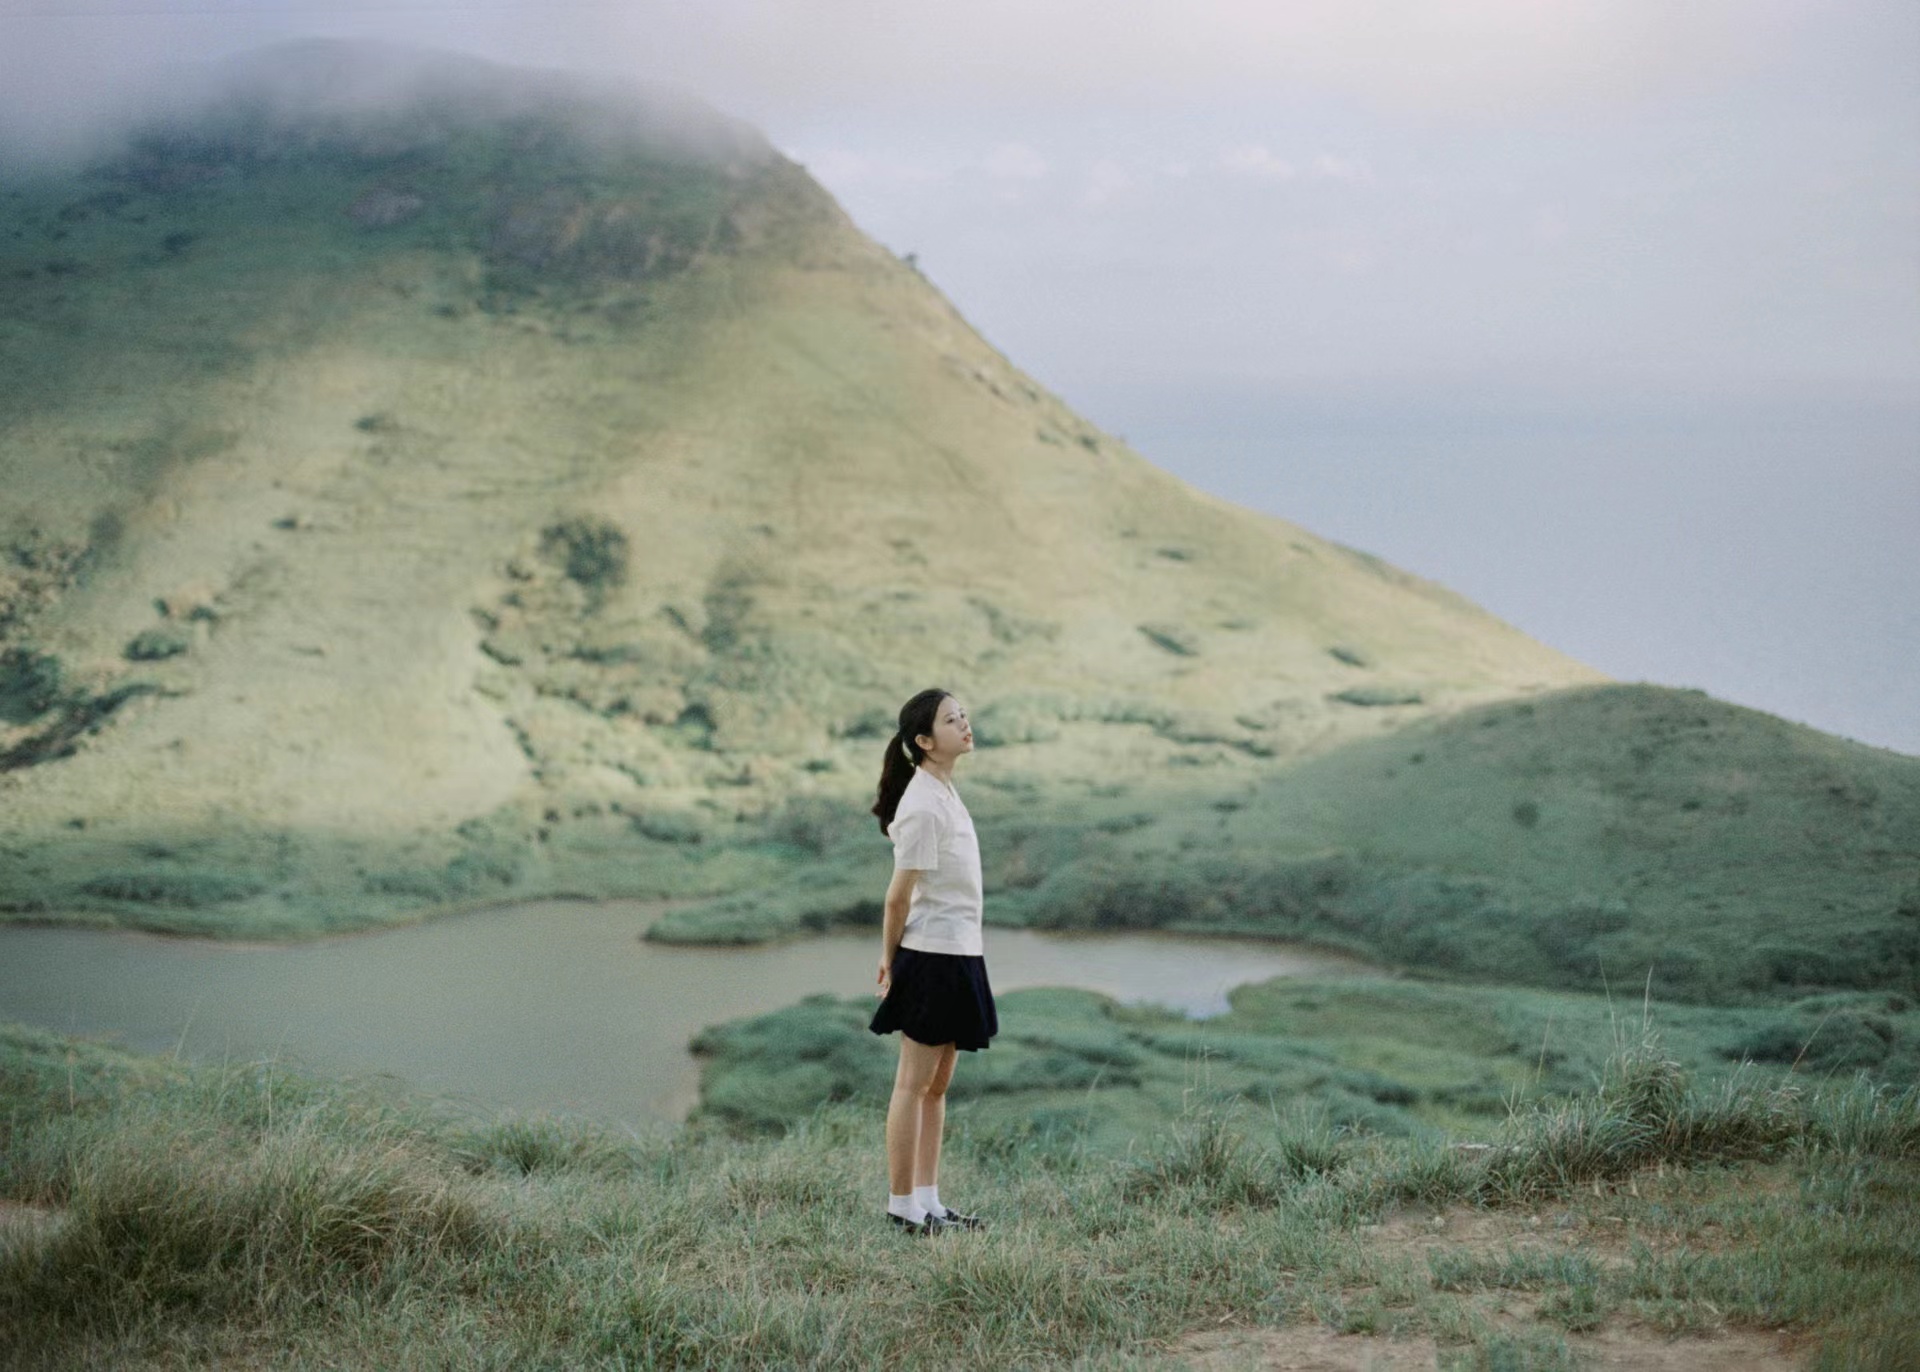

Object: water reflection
[0,901,1373,1127]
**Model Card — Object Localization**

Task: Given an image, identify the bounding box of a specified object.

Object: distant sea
[1071,380,1919,758]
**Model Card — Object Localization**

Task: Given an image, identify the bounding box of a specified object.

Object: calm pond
[0,901,1374,1129]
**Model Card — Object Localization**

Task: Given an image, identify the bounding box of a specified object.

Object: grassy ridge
[4,1020,1917,1368]
[651,683,1920,1008]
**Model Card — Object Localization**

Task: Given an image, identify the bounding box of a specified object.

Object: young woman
[868,687,997,1234]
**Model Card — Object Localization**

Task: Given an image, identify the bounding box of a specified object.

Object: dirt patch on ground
[1359,1199,1637,1268]
[1169,1185,1804,1370]
[1565,1325,1800,1370]
[1173,1323,1798,1370]
[1357,1169,1741,1270]
[1174,1326,1440,1370]
[0,1197,66,1242]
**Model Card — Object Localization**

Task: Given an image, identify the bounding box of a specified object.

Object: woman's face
[917,696,974,763]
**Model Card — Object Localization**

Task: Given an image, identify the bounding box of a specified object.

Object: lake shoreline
[0,909,1385,1128]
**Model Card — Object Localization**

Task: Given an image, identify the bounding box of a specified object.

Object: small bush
[123,627,189,661]
[972,697,1064,746]
[1806,1076,1920,1157]
[1530,901,1633,974]
[954,1050,1123,1098]
[1269,1108,1351,1180]
[1137,623,1199,657]
[0,647,64,724]
[1006,1026,1148,1070]
[363,867,447,899]
[765,795,851,857]
[540,517,629,592]
[1803,1013,1897,1071]
[3,1107,508,1327]
[1329,685,1424,707]
[629,809,707,845]
[960,1109,1090,1167]
[837,706,893,739]
[454,1114,636,1177]
[442,842,522,892]
[1125,1104,1286,1209]
[1747,941,1846,990]
[78,870,264,907]
[796,899,880,932]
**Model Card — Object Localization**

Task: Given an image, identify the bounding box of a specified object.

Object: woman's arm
[877,867,921,995]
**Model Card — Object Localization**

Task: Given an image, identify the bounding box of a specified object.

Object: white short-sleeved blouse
[888,766,985,957]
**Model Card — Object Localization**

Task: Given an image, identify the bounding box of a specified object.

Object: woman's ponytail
[872,687,951,833]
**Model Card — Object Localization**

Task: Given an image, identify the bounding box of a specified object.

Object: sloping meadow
[1,41,1599,940]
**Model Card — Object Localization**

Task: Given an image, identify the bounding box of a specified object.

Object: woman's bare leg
[914,1044,958,1190]
[887,1036,950,1198]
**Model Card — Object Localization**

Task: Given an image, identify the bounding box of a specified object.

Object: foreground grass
[3,1020,1917,1369]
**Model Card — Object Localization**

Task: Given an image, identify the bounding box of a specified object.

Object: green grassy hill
[994,683,1920,1004]
[0,40,1602,938]
[651,683,1920,1005]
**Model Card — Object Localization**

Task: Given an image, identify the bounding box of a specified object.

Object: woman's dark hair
[872,687,951,833]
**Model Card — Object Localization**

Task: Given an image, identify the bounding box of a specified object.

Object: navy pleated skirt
[869,946,998,1051]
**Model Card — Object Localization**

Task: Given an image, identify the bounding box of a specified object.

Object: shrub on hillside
[0,647,63,724]
[954,1049,1125,1098]
[1529,901,1634,977]
[765,795,855,857]
[1330,686,1424,707]
[454,1113,639,1177]
[78,869,265,907]
[629,808,708,845]
[441,819,528,893]
[123,627,189,661]
[972,697,1064,746]
[1722,1010,1899,1073]
[540,517,629,593]
[1137,623,1199,657]
[692,996,895,1132]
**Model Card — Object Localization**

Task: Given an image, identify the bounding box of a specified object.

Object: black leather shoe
[887,1212,951,1236]
[932,1207,984,1230]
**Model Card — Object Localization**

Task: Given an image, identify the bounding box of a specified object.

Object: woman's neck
[919,756,956,786]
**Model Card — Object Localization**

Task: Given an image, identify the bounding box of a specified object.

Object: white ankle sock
[912,1185,944,1218]
[888,1193,928,1223]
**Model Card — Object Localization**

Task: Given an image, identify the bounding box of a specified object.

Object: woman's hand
[877,868,918,1000]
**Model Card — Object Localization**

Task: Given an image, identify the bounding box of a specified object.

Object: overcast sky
[3,2,1915,753]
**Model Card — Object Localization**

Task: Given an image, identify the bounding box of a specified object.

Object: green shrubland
[690,978,1920,1148]
[3,1014,1916,1369]
[650,683,1920,1014]
[982,686,1919,1005]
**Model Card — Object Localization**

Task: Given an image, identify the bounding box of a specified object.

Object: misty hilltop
[2,41,1912,997]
